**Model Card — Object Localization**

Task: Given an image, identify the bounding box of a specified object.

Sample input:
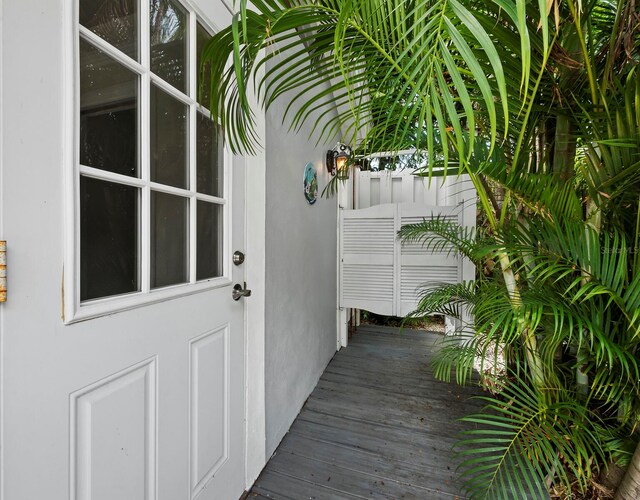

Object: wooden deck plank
[352,325,437,337]
[252,470,365,500]
[263,450,462,499]
[316,372,483,411]
[315,376,481,413]
[293,409,466,460]
[304,387,476,435]
[322,363,480,399]
[328,348,445,374]
[276,432,462,496]
[250,326,483,499]
[325,355,481,387]
[245,492,280,500]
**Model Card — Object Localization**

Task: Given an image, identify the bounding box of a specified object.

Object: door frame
[0,0,4,497]
[59,0,267,492]
[244,102,266,487]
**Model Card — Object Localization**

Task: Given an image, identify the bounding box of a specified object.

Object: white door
[1,1,250,499]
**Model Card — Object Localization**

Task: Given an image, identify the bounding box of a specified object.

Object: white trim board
[0,2,4,498]
[244,58,267,487]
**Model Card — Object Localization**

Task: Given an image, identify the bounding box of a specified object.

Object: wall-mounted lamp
[326,143,352,178]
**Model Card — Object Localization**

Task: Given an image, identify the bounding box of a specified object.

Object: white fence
[354,170,461,208]
[337,170,476,347]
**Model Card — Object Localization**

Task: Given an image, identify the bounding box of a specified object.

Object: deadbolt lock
[233,251,245,266]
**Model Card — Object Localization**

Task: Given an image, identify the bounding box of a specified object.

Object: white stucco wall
[264,89,339,456]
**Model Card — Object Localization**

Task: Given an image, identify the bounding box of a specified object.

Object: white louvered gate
[340,203,463,317]
[341,204,397,316]
[336,170,476,347]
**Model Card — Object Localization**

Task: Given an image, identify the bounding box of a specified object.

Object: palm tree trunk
[615,442,640,499]
[466,171,546,388]
[469,170,546,389]
[498,252,545,388]
[552,114,592,396]
[553,114,576,182]
[617,195,640,497]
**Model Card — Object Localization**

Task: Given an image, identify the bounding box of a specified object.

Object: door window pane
[197,201,222,280]
[151,191,189,288]
[196,22,212,106]
[78,6,227,307]
[80,39,139,177]
[80,0,138,60]
[81,177,139,300]
[150,84,188,188]
[197,112,223,196]
[150,0,187,92]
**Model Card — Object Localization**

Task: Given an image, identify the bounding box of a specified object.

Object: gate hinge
[0,241,6,302]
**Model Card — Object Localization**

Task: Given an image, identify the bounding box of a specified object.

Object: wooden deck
[249,324,485,499]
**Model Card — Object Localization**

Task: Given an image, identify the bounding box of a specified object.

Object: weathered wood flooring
[249,324,486,499]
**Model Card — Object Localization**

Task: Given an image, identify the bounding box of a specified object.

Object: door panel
[189,326,228,496]
[0,1,246,499]
[72,358,157,500]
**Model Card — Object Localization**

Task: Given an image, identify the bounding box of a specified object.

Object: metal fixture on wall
[0,241,5,302]
[326,143,352,178]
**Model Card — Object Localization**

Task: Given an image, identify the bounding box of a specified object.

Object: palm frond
[478,160,583,221]
[399,216,484,264]
[457,376,606,499]
[409,280,477,319]
[203,0,535,162]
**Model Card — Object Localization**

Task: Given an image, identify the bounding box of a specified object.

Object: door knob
[232,282,252,301]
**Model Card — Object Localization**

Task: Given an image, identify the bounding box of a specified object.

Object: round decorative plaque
[303,162,318,205]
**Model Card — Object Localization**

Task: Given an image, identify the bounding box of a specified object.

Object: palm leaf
[398,215,484,264]
[457,376,606,498]
[202,0,534,163]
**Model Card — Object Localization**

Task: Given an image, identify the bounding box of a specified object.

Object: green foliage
[403,172,640,498]
[397,65,640,493]
[457,374,607,498]
[404,215,640,496]
[201,0,543,164]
